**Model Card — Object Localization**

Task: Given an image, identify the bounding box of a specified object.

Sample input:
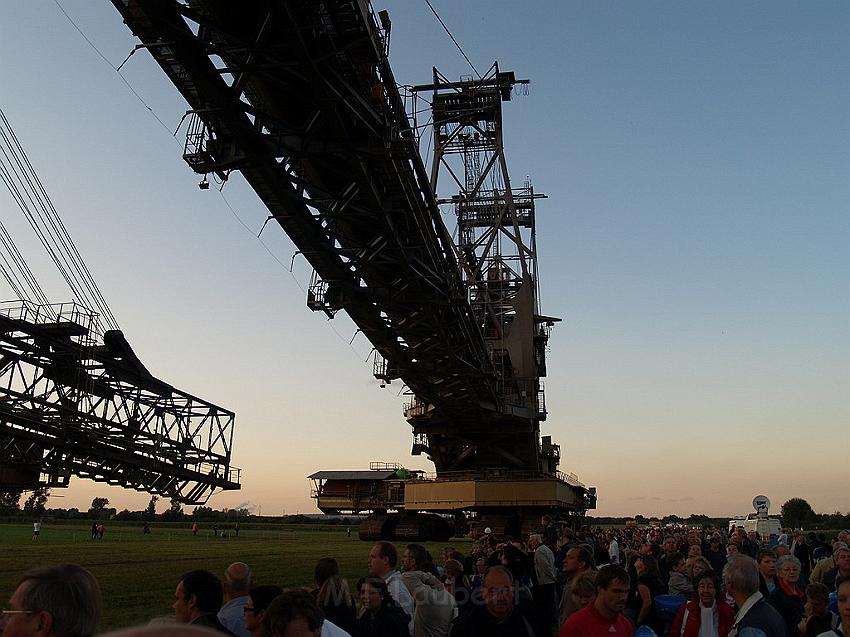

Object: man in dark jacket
[723,556,787,637]
[704,537,728,575]
[793,533,813,586]
[822,545,850,593]
[450,566,536,636]
[173,570,235,635]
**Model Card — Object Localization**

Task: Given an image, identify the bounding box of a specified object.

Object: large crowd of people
[2,522,848,637]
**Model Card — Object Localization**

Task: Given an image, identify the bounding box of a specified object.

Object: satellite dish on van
[753,495,770,517]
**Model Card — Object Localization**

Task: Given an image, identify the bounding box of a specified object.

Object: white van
[743,516,781,544]
[729,515,781,544]
[728,517,747,533]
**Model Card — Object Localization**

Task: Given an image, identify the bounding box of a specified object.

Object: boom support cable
[46,1,378,370]
[424,0,481,79]
[0,217,53,308]
[0,107,119,329]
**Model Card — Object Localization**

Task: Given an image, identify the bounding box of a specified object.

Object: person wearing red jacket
[561,565,633,637]
[667,571,734,637]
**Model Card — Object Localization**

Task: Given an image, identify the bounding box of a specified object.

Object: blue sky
[0,1,847,517]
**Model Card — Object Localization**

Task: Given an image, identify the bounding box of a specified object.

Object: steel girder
[110,0,501,420]
[0,302,238,502]
[402,66,556,474]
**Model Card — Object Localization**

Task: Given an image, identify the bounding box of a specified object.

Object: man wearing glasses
[450,566,537,637]
[1,564,100,637]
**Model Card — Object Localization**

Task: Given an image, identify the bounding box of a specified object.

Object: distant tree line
[0,490,357,525]
[1,490,845,530]
[586,514,729,527]
[582,498,850,531]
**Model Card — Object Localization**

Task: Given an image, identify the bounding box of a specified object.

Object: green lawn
[0,522,469,632]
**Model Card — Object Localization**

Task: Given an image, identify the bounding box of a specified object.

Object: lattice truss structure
[420,66,554,405]
[111,0,560,478]
[0,301,238,502]
[406,67,561,475]
[111,1,500,415]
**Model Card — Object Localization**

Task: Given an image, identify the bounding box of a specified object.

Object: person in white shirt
[529,533,557,634]
[367,541,414,636]
[608,533,620,565]
[218,562,252,637]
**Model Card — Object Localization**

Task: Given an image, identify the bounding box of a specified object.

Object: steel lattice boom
[111,0,596,527]
[0,301,239,502]
[111,0,501,418]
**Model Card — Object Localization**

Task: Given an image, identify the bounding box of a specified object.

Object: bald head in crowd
[223,563,252,601]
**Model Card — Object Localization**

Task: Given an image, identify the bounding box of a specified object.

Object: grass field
[0,522,470,632]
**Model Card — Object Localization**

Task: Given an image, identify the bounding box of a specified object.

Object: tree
[145,496,158,517]
[0,490,22,514]
[822,510,850,530]
[781,497,816,528]
[90,497,109,511]
[89,497,110,519]
[161,498,184,522]
[22,487,49,516]
[687,514,710,525]
[192,506,222,521]
[114,509,142,522]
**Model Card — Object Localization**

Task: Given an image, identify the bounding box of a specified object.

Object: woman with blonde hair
[688,556,712,580]
[310,556,357,635]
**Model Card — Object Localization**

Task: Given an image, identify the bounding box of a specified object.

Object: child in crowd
[799,582,839,637]
[570,571,597,611]
[667,553,694,597]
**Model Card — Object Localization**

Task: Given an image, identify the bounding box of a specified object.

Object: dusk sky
[0,1,847,519]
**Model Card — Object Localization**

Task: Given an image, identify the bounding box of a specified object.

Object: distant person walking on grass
[32,519,41,540]
[192,521,199,536]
